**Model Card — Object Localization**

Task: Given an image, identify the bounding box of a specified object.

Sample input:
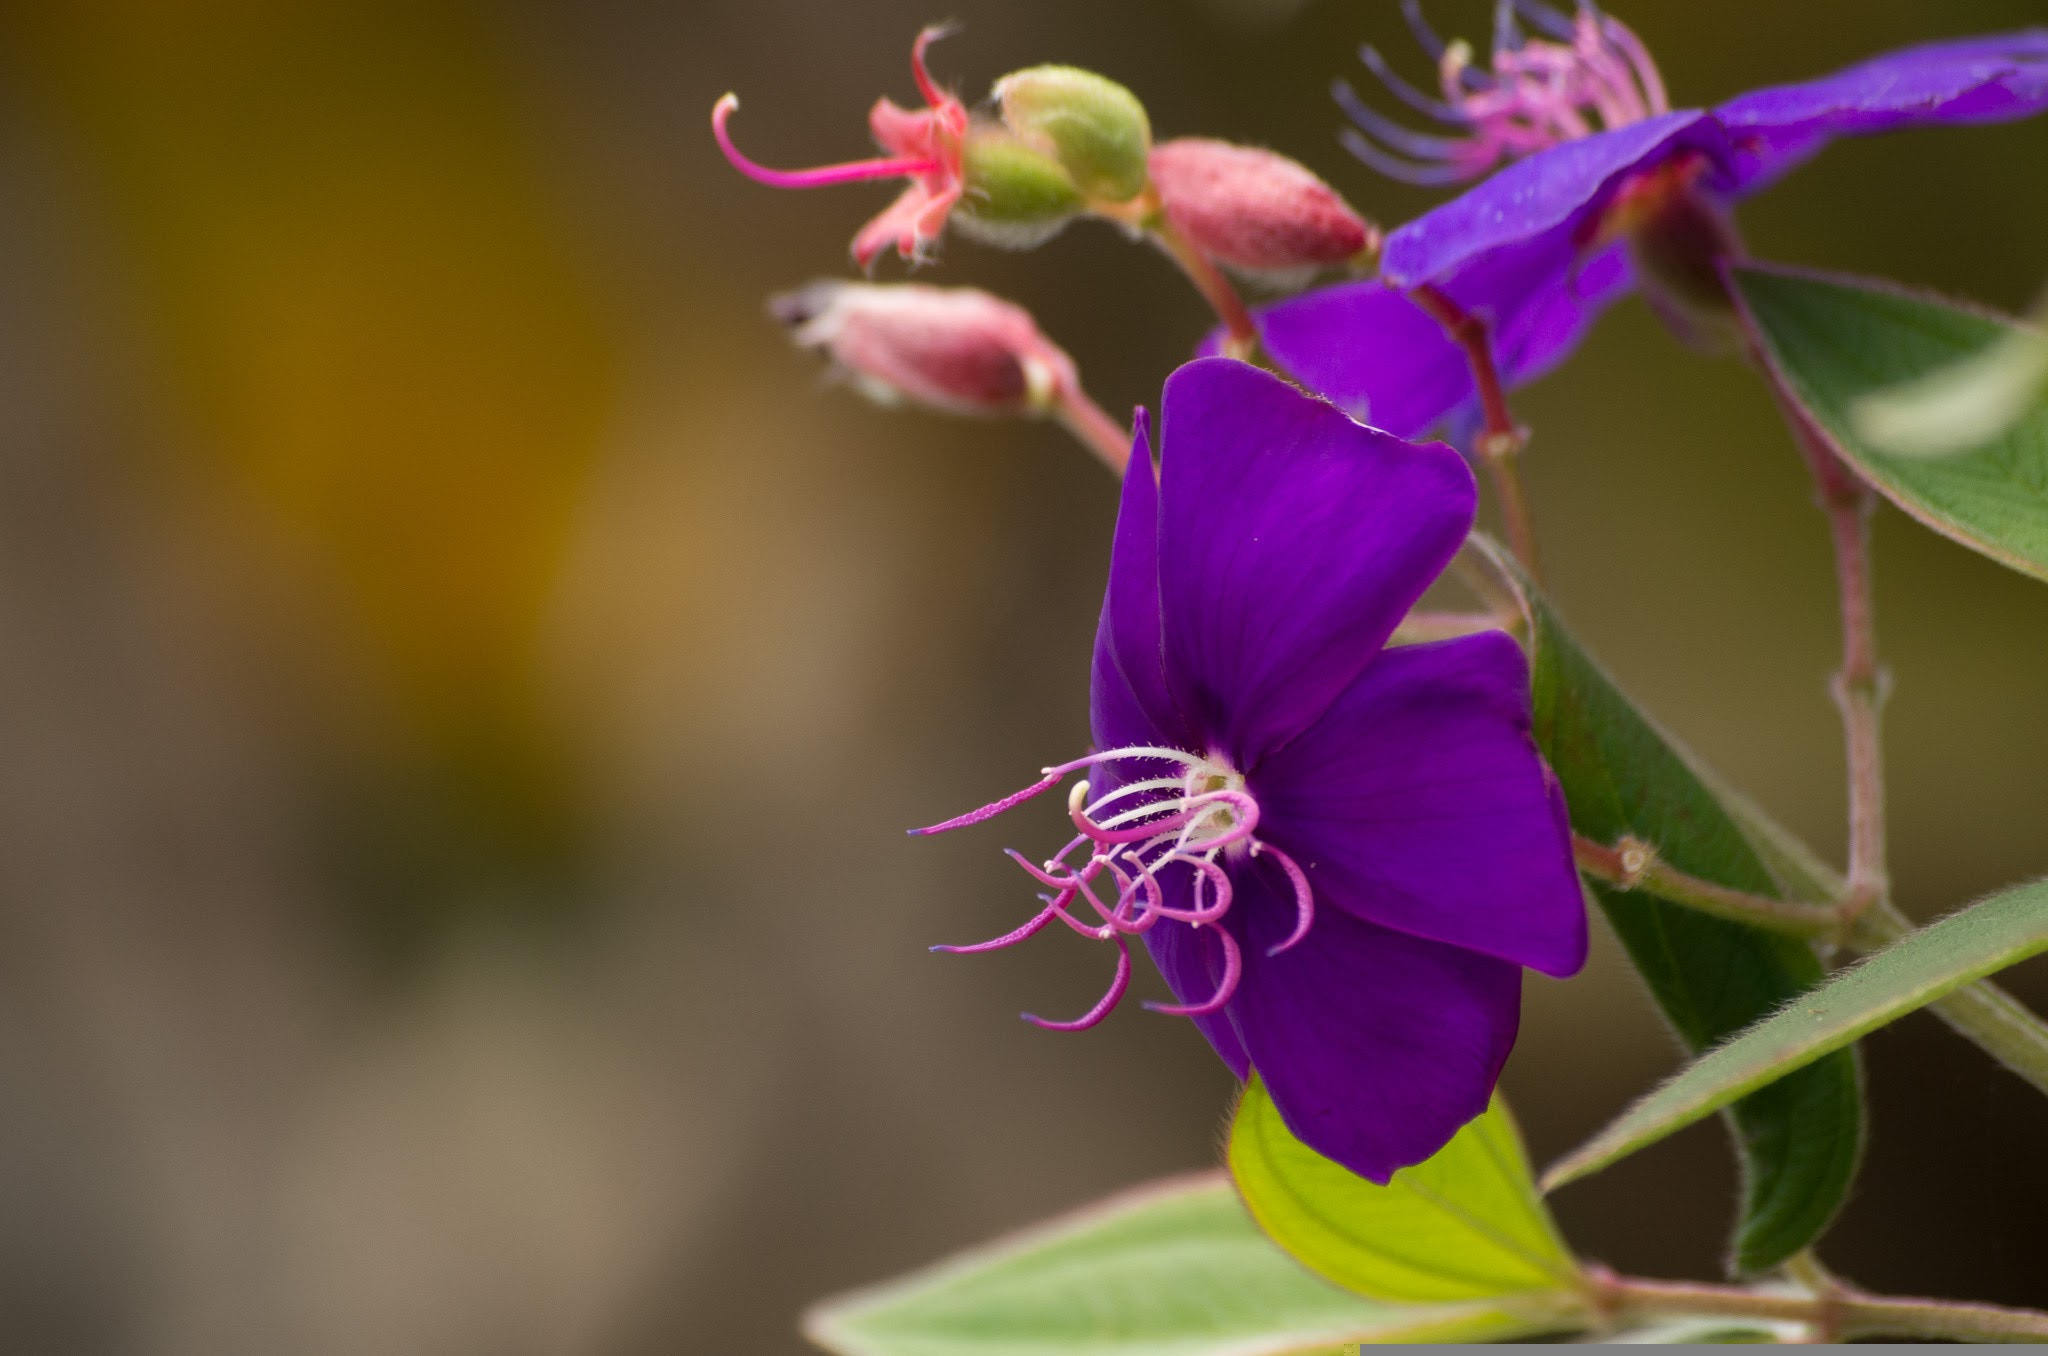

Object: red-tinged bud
[771,281,1080,418]
[1147,138,1380,282]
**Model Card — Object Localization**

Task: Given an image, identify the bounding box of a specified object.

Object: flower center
[1340,0,1668,185]
[913,746,1315,1032]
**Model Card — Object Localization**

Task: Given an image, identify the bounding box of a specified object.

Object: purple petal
[1252,631,1587,978]
[1090,411,1188,753]
[1254,281,1470,437]
[1156,359,1474,767]
[1715,30,2048,193]
[1256,236,1632,439]
[1222,854,1522,1184]
[1380,111,1720,286]
[1142,907,1251,1077]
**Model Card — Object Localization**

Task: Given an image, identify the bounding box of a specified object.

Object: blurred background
[0,0,2043,1351]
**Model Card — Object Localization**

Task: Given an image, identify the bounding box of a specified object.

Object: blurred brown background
[0,1,2043,1351]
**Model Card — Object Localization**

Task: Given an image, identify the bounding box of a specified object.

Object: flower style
[917,359,1586,1182]
[1258,8,2048,437]
[715,27,969,270]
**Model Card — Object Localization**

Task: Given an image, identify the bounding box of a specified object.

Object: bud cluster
[712,28,1385,459]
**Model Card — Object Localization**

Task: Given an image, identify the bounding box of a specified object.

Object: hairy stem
[1755,357,1890,929]
[1573,834,1840,938]
[1052,385,1132,475]
[1409,284,1542,577]
[1576,823,2048,1092]
[1593,1269,2048,1343]
[1825,485,1888,913]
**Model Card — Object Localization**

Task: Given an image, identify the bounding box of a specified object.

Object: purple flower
[918,359,1585,1182]
[1259,8,2048,437]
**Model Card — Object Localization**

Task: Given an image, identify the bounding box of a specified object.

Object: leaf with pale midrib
[1733,264,2048,583]
[803,1172,1558,1355]
[1546,878,2048,1193]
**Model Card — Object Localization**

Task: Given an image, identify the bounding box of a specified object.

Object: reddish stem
[1409,283,1542,576]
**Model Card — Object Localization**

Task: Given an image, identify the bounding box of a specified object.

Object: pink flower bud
[1147,138,1380,280]
[771,281,1079,418]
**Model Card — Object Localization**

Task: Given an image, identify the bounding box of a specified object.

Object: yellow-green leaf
[1229,1079,1581,1306]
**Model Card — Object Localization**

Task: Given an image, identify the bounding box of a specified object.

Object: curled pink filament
[1254,841,1315,956]
[917,743,1320,1035]
[712,95,940,190]
[1144,927,1242,1018]
[1023,935,1132,1032]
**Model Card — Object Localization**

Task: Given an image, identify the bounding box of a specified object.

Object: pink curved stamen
[923,742,1318,1034]
[1144,927,1242,1018]
[1602,17,1669,115]
[1100,858,1164,935]
[1069,779,1199,845]
[1343,4,1667,186]
[712,94,939,191]
[1043,885,1116,940]
[1253,842,1315,956]
[1044,747,1208,779]
[1177,790,1261,851]
[1023,935,1132,1032]
[1076,788,1259,849]
[1152,853,1232,925]
[911,771,1062,835]
[930,897,1063,954]
[1004,847,1098,892]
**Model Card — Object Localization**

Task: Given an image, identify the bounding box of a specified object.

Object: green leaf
[1228,1078,1581,1307]
[1851,321,2048,458]
[1731,264,2048,582]
[803,1172,1553,1355]
[1482,544,1865,1273]
[1545,878,2048,1194]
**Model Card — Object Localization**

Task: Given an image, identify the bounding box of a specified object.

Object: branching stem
[1409,283,1542,577]
[1589,1267,2048,1343]
[1573,833,2048,1094]
[1572,834,1841,939]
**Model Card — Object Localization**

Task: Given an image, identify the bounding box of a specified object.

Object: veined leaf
[1228,1079,1582,1308]
[1482,544,1865,1273]
[803,1172,1552,1356]
[1732,264,2048,582]
[1546,878,2048,1193]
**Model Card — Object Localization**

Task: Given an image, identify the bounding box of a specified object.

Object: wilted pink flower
[1147,138,1379,279]
[772,280,1080,418]
[715,28,968,270]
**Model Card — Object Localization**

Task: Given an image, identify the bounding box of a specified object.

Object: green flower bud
[953,125,1086,250]
[994,65,1152,204]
